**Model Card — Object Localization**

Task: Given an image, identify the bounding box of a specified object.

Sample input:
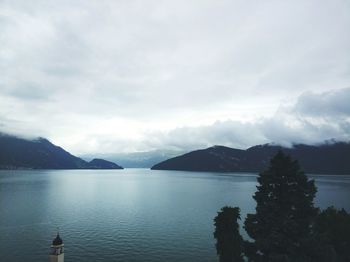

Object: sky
[0,0,349,154]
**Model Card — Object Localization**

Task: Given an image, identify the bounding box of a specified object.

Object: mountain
[80,150,185,168]
[151,143,350,175]
[0,133,123,169]
[87,158,123,169]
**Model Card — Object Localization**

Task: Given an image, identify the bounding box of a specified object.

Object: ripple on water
[0,170,349,262]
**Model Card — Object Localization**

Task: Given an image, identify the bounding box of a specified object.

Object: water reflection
[0,169,349,262]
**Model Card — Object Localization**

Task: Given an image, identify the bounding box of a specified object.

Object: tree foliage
[244,151,317,261]
[307,206,350,261]
[214,151,350,261]
[214,206,244,262]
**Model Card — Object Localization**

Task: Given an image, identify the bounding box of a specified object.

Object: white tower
[49,232,64,262]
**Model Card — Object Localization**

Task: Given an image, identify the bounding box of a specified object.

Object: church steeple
[49,231,64,262]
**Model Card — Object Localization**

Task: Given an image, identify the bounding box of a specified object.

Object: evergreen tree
[214,206,244,262]
[308,206,350,261]
[244,151,317,261]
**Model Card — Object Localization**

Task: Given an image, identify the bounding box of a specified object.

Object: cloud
[56,88,350,154]
[143,120,268,151]
[141,88,350,151]
[0,1,349,154]
[294,88,350,118]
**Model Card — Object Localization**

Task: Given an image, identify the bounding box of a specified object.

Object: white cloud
[0,0,349,154]
[140,88,350,151]
[294,88,350,117]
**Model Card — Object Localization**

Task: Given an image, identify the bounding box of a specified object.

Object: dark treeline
[214,151,350,262]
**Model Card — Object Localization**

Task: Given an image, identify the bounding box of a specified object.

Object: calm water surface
[0,169,350,262]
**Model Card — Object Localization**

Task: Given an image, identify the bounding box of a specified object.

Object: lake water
[1,169,350,262]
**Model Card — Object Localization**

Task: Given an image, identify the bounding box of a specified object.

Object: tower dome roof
[52,233,63,246]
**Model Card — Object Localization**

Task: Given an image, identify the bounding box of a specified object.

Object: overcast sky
[0,0,349,154]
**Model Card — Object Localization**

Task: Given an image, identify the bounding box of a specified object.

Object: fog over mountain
[80,150,186,168]
[151,142,350,174]
[0,1,349,155]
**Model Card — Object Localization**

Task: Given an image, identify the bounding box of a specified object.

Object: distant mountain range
[0,133,123,169]
[2,131,349,174]
[80,150,185,168]
[151,143,350,175]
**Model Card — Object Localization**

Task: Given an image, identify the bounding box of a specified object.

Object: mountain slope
[151,143,350,174]
[0,133,123,169]
[80,149,185,168]
[88,158,123,169]
[151,146,245,172]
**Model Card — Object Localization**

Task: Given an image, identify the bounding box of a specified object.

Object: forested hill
[0,133,123,169]
[151,142,350,175]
